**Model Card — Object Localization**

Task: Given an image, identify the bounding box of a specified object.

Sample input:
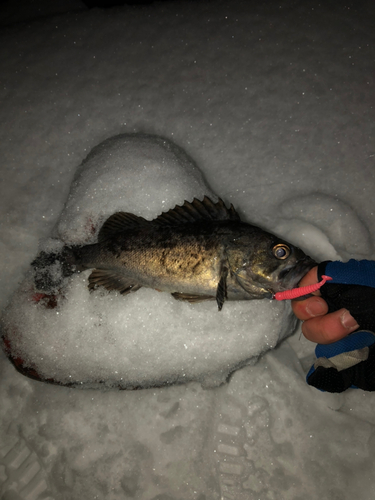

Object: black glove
[306,259,375,393]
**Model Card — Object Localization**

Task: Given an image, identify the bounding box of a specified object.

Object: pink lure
[273,275,332,301]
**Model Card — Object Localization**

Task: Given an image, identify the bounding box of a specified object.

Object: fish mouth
[277,256,317,291]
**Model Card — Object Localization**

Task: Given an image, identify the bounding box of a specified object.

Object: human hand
[292,260,375,392]
[291,267,359,344]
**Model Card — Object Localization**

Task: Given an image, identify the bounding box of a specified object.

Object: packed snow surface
[2,134,297,389]
[0,1,375,499]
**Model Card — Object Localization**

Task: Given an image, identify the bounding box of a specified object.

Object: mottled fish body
[33,197,316,310]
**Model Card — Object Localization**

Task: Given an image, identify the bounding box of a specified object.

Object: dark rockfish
[33,197,316,310]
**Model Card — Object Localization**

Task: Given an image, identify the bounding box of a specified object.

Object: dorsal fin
[98,212,148,242]
[155,196,240,226]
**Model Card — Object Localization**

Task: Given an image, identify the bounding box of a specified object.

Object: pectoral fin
[88,269,142,295]
[216,264,229,311]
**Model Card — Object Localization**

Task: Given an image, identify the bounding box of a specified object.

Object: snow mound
[280,193,373,260]
[2,134,297,389]
[56,134,217,245]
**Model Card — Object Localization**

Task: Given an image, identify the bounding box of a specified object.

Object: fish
[32,197,316,310]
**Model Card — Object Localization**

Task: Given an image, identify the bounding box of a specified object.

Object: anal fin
[171,292,215,304]
[88,269,142,295]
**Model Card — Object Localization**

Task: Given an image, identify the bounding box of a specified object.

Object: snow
[56,134,217,245]
[0,1,375,499]
[2,134,297,390]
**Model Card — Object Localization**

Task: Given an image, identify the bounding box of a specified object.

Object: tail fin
[32,246,80,292]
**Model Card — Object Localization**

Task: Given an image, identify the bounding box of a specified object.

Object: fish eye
[272,243,291,260]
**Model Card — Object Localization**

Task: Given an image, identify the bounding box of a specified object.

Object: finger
[291,296,328,321]
[301,308,360,344]
[297,266,319,287]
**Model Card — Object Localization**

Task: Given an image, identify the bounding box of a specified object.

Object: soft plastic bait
[273,275,332,301]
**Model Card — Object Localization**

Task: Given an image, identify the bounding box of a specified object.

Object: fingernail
[305,300,326,317]
[340,310,359,331]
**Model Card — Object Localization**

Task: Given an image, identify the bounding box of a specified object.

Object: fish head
[227,230,316,299]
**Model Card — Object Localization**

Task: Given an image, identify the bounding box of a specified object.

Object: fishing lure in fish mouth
[273,275,332,301]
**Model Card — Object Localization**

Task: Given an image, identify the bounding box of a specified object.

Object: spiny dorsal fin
[155,196,240,226]
[98,212,148,242]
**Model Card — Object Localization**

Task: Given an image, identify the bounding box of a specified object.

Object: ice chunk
[2,134,297,389]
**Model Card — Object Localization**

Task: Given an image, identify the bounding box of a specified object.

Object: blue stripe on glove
[324,259,375,288]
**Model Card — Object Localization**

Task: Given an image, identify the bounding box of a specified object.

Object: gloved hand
[306,260,375,392]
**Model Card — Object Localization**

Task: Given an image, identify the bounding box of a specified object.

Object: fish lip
[278,256,317,291]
